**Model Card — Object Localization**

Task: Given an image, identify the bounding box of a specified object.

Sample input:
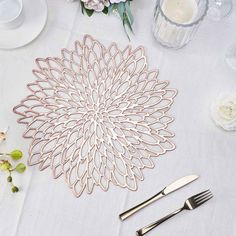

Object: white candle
[162,0,198,24]
[153,0,199,48]
[153,0,208,49]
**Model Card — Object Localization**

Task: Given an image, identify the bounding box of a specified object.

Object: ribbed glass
[153,0,209,49]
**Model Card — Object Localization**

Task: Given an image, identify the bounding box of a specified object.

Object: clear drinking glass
[208,0,233,21]
[153,0,209,49]
[0,0,24,30]
[225,44,236,71]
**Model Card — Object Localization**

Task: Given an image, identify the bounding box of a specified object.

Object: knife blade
[163,174,199,195]
[119,174,199,221]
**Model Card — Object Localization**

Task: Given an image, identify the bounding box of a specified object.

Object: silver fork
[136,190,213,236]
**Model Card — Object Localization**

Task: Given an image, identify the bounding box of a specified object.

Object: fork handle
[136,207,184,236]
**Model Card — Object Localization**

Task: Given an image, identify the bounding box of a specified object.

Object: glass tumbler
[0,0,24,30]
[153,0,209,49]
[208,0,233,21]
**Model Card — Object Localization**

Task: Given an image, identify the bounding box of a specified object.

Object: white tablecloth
[0,0,236,235]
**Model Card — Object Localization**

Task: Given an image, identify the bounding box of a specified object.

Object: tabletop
[0,0,236,236]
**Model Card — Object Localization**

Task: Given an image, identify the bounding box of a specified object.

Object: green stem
[0,153,11,156]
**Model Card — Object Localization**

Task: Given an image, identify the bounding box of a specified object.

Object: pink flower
[81,0,110,12]
[110,0,126,3]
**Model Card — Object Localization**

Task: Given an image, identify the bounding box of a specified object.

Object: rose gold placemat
[13,35,177,197]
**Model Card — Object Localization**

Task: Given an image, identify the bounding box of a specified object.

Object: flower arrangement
[77,0,134,38]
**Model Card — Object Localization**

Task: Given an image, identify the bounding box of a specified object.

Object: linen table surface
[0,0,235,236]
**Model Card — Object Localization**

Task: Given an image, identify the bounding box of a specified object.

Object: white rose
[110,0,126,3]
[211,93,236,131]
[81,0,110,12]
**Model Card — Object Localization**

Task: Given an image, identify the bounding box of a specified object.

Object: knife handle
[119,191,164,221]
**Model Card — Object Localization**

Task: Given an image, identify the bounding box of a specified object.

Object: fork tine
[196,195,213,207]
[192,189,210,200]
[198,193,213,202]
[195,192,212,202]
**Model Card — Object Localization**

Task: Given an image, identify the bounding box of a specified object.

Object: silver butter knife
[119,174,199,221]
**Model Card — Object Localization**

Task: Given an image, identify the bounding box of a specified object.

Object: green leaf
[85,8,94,17]
[9,150,23,161]
[15,163,26,173]
[80,1,85,14]
[102,6,108,14]
[108,5,116,14]
[125,2,134,25]
[123,18,131,41]
[117,2,125,19]
[124,12,134,33]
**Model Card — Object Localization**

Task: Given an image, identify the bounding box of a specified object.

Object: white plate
[0,0,47,49]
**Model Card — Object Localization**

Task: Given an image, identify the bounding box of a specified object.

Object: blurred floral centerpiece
[72,0,134,37]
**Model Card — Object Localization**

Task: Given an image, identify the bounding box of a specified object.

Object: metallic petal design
[13,35,177,197]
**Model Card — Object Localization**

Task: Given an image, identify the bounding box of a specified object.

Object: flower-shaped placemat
[13,35,177,197]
